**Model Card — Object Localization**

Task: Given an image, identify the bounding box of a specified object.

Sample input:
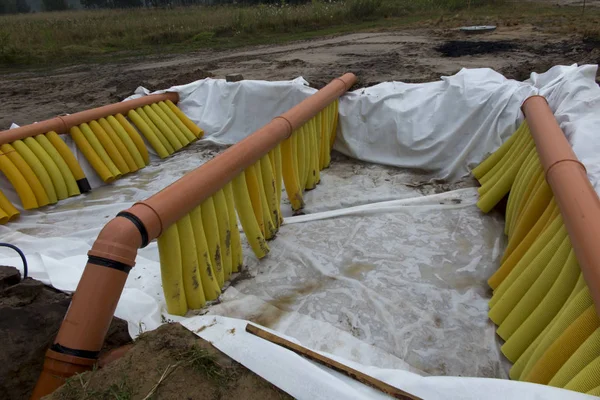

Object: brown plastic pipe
[522,95,600,317]
[0,92,179,145]
[31,73,356,399]
[141,73,356,232]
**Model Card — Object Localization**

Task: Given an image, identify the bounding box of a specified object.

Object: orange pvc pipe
[0,93,179,145]
[522,96,600,318]
[31,73,356,399]
[141,73,356,232]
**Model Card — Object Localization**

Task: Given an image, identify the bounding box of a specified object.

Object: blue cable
[0,243,28,278]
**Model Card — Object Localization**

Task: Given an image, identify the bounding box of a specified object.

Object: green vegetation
[184,345,232,384]
[0,0,598,67]
[57,374,134,400]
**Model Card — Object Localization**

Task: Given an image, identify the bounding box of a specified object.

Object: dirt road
[1,25,598,129]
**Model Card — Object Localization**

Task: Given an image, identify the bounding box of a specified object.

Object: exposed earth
[46,324,292,400]
[2,25,599,129]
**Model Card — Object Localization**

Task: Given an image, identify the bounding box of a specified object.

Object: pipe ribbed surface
[522,96,600,318]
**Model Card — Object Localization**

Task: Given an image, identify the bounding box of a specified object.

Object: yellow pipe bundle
[0,132,90,212]
[0,189,19,224]
[68,101,201,182]
[474,120,600,394]
[157,102,340,315]
[157,185,243,315]
[127,101,203,160]
[282,100,338,211]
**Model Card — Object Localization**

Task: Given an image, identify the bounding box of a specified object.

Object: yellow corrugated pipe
[0,143,49,207]
[106,116,145,170]
[477,136,534,213]
[518,286,592,381]
[489,216,564,308]
[496,234,571,340]
[34,134,80,197]
[505,148,538,235]
[136,107,174,155]
[550,327,600,388]
[232,172,269,259]
[473,119,600,395]
[128,109,170,159]
[44,132,81,171]
[79,122,122,179]
[224,183,243,272]
[489,200,559,289]
[70,126,115,183]
[200,196,224,287]
[510,274,587,380]
[472,122,522,179]
[143,105,183,151]
[489,224,568,325]
[23,137,68,201]
[189,204,221,301]
[501,250,580,362]
[12,139,57,205]
[477,122,527,186]
[564,354,600,393]
[97,118,137,173]
[177,215,206,310]
[157,222,188,316]
[245,164,265,235]
[155,104,339,317]
[115,113,150,165]
[524,304,599,384]
[89,120,129,175]
[255,161,276,240]
[158,101,196,143]
[165,99,204,138]
[0,189,19,222]
[150,103,190,147]
[213,189,232,281]
[281,133,304,211]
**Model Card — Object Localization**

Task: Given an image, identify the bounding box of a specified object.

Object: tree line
[0,0,312,13]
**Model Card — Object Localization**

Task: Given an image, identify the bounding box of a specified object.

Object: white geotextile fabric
[182,316,593,400]
[526,64,600,194]
[336,68,536,181]
[1,66,600,399]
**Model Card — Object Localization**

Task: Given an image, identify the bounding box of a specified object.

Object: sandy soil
[0,266,131,400]
[46,323,292,400]
[1,25,598,129]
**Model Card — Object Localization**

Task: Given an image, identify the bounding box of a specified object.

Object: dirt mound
[47,323,292,400]
[436,40,517,57]
[0,266,131,400]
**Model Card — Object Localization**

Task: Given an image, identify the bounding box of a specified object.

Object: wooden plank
[245,323,422,400]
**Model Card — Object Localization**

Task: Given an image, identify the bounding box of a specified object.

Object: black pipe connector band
[50,343,100,359]
[76,178,92,193]
[88,255,132,274]
[117,211,149,248]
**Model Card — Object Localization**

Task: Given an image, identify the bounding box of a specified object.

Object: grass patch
[0,0,599,68]
[56,373,134,400]
[184,345,233,385]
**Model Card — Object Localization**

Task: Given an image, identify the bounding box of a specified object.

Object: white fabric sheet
[336,68,537,181]
[526,64,600,193]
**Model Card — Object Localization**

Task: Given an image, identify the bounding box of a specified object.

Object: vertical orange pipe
[522,95,600,317]
[31,73,356,399]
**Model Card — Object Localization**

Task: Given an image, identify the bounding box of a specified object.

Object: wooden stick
[245,324,422,400]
